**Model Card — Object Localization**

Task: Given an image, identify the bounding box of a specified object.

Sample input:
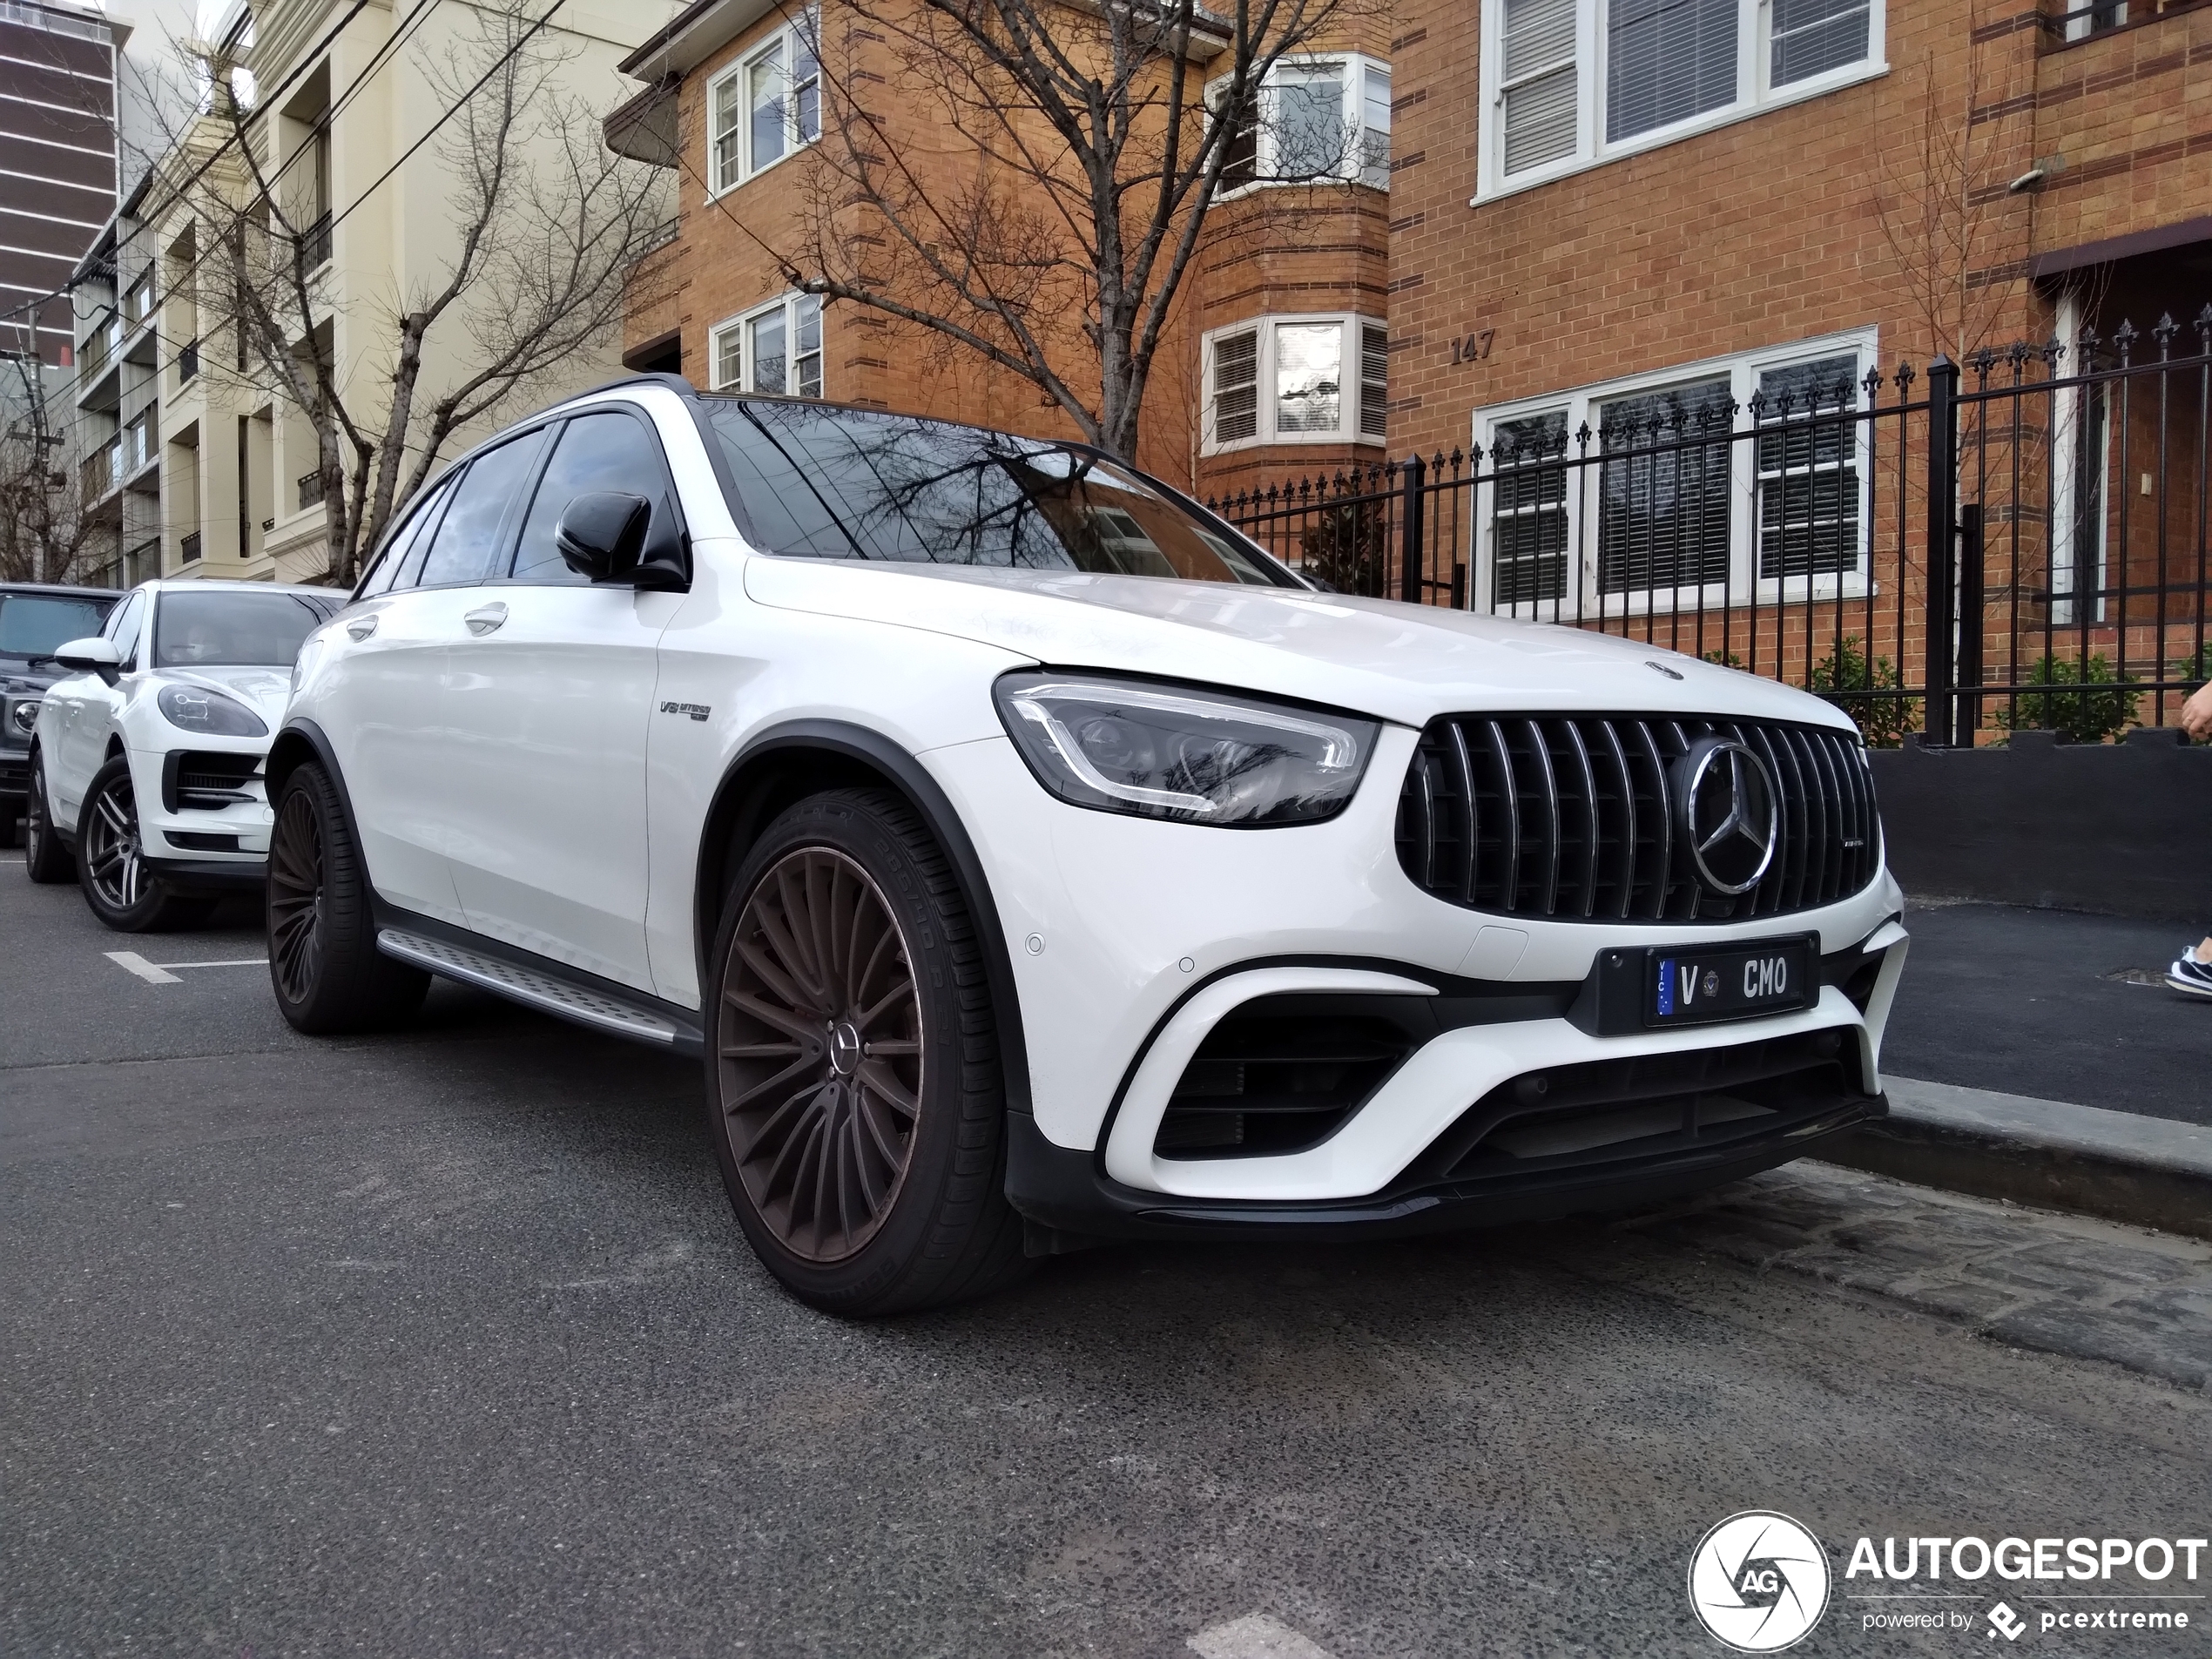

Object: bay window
[1219,55,1392,190]
[708,10,821,192]
[709,293,826,398]
[1204,315,1388,453]
[1481,0,1878,196]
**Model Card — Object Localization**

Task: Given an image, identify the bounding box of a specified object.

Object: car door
[310,470,475,923]
[51,589,143,824]
[438,408,682,993]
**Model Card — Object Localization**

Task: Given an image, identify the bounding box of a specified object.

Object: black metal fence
[1205,311,2212,745]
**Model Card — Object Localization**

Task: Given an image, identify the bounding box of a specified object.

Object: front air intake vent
[1395,715,1879,924]
[166,750,261,811]
[1155,1009,1413,1159]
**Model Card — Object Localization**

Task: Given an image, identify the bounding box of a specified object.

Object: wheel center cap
[827,1022,864,1076]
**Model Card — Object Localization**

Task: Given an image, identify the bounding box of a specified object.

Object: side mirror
[555,491,651,583]
[54,636,121,683]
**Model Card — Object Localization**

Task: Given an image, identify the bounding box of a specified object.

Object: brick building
[1385,0,2210,635]
[605,0,1393,494]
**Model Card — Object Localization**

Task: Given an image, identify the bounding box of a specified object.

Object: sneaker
[2165,948,2212,998]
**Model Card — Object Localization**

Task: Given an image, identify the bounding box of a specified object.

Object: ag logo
[1688,1511,1831,1652]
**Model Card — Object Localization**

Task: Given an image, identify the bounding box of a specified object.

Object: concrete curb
[1816,1076,2212,1242]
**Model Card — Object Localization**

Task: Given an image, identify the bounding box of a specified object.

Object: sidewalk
[1824,897,2212,1239]
[1881,897,2209,1127]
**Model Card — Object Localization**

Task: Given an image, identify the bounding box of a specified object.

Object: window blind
[1213,330,1259,443]
[1755,354,1861,579]
[1607,0,1736,144]
[1501,0,1577,174]
[1491,411,1570,604]
[1770,0,1870,85]
[1597,376,1732,593]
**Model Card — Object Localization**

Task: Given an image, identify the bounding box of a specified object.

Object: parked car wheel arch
[696,721,1035,1117]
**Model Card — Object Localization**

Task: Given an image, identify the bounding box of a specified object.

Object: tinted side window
[509,412,677,584]
[106,591,146,669]
[416,434,544,588]
[360,480,454,597]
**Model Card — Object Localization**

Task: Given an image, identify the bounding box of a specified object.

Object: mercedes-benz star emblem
[1677,738,1779,895]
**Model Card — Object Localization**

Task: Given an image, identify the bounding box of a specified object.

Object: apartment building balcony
[75,318,122,411]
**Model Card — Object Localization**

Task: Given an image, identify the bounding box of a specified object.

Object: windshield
[152,590,341,669]
[0,593,118,661]
[697,401,1291,586]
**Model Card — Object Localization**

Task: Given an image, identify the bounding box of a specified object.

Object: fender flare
[265,718,373,873]
[696,718,1034,1116]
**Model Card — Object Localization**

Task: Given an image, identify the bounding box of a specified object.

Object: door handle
[463,603,508,637]
[346,615,378,641]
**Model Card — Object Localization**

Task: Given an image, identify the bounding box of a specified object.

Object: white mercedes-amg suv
[269,377,1908,1314]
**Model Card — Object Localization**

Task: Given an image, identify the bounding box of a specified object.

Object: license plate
[1647,936,1814,1028]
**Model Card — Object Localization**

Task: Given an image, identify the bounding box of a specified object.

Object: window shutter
[1359,324,1388,438]
[1607,0,1737,144]
[1213,329,1259,444]
[1501,0,1578,174]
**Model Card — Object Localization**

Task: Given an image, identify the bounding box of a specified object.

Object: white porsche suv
[27,578,341,929]
[270,376,1908,1314]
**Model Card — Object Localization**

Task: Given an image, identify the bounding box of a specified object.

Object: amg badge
[659,701,711,722]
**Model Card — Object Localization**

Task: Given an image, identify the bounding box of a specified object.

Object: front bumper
[921,725,1907,1231]
[127,743,273,874]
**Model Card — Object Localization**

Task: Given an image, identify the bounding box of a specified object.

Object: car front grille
[1394,714,1879,923]
[1407,1028,1867,1190]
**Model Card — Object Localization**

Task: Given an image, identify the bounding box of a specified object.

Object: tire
[705,788,1029,1316]
[23,752,74,883]
[266,760,428,1033]
[74,756,217,932]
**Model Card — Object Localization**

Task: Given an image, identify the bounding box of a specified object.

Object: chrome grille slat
[1397,714,1880,924]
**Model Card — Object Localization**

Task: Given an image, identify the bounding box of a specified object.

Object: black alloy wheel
[74,756,212,931]
[265,760,428,1033]
[267,784,326,1006]
[23,751,73,883]
[706,789,1028,1315]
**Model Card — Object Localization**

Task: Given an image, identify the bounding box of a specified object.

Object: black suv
[0,583,121,844]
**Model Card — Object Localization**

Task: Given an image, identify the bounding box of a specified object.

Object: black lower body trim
[1005,1090,1886,1244]
[142,855,268,892]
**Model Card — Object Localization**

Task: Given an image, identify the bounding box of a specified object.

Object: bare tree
[792,0,1377,462]
[1871,20,2037,366]
[0,353,103,584]
[172,0,672,584]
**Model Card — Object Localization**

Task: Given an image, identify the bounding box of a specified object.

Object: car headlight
[158,685,268,737]
[993,672,1379,826]
[8,698,37,738]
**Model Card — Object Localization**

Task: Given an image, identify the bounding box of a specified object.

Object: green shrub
[2172,642,2212,687]
[1298,503,1388,597]
[1993,652,2140,743]
[1805,636,1919,748]
[1701,648,1746,671]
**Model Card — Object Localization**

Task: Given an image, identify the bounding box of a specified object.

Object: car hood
[158,665,293,731]
[740,557,1858,731]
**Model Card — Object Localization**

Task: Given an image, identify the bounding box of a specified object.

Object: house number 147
[1452,330,1495,365]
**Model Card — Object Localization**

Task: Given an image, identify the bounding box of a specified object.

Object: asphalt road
[3,864,2207,1657]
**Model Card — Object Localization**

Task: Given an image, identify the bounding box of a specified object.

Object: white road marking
[105,951,182,984]
[1188,1615,1338,1659]
[103,953,267,982]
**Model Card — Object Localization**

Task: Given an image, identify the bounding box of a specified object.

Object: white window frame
[1472,328,1878,619]
[707,292,826,398]
[1474,0,1885,203]
[1211,53,1392,195]
[1200,313,1388,455]
[706,8,820,194]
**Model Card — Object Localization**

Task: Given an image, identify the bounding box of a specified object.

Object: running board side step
[376,927,701,1052]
